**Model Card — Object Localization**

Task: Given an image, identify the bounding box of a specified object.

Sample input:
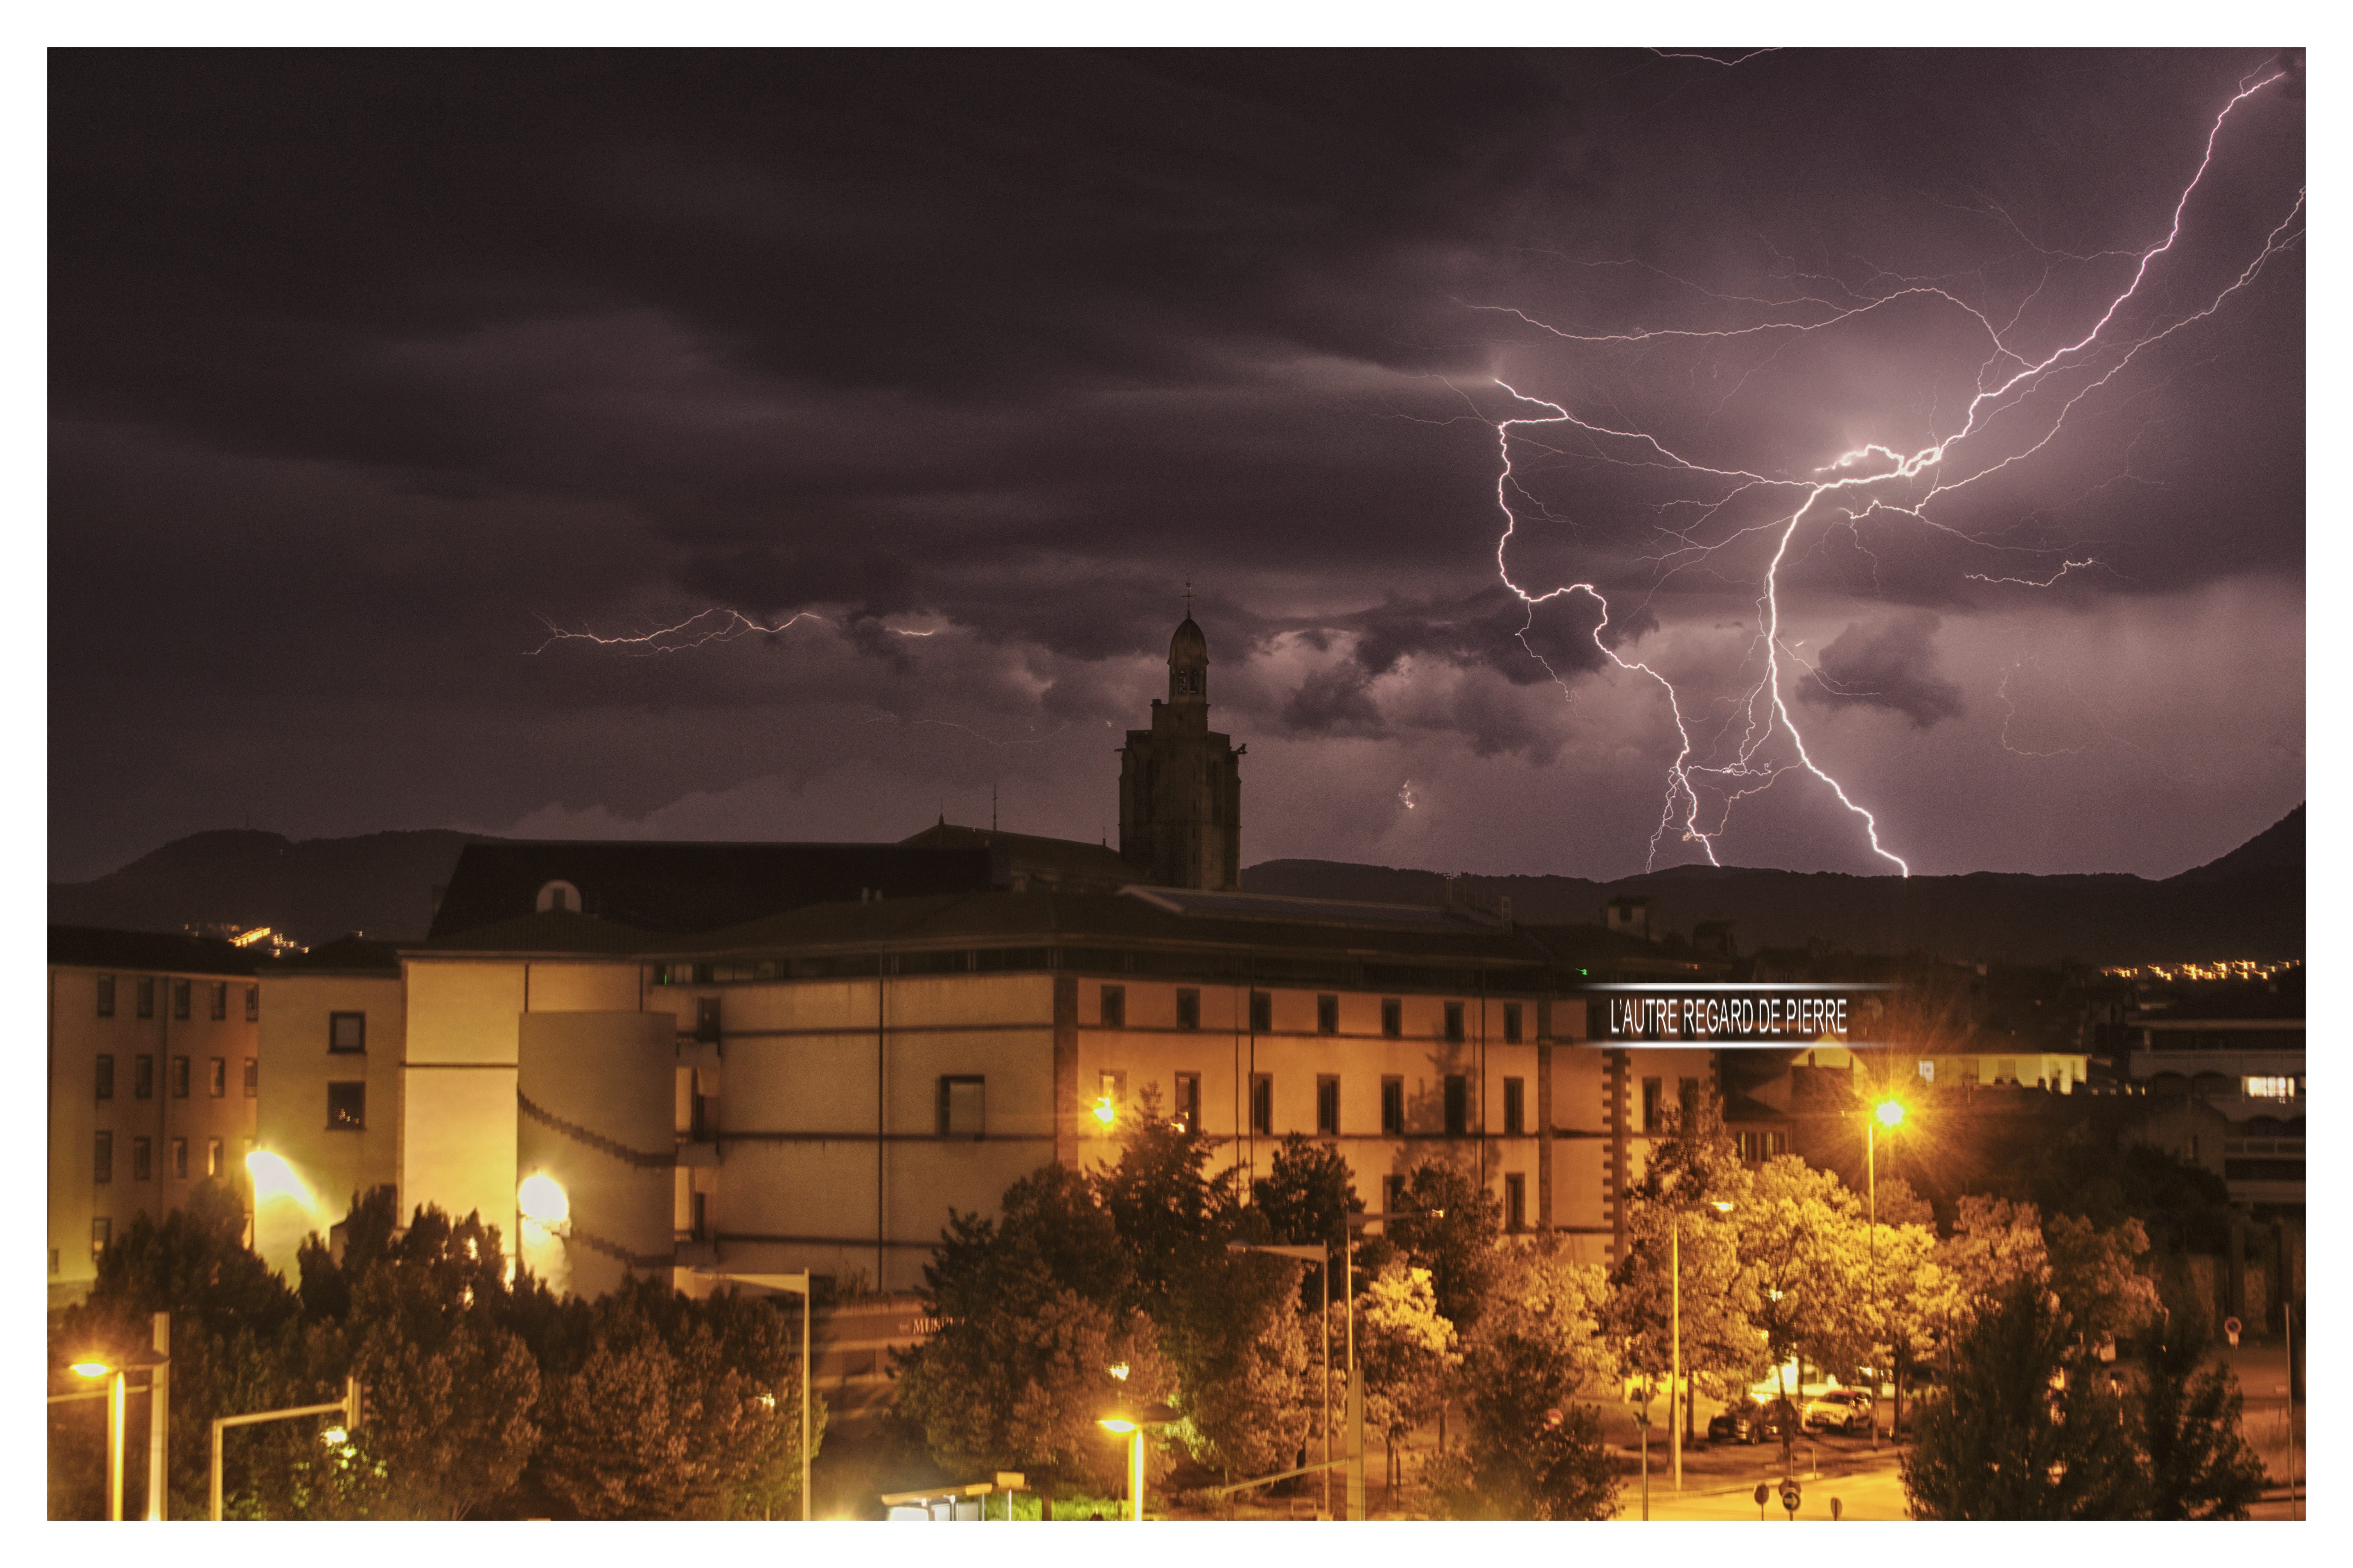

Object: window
[245,985,259,1022]
[2244,1076,2298,1100]
[1250,991,1273,1034]
[207,1138,223,1178]
[132,1137,152,1182]
[171,1138,188,1180]
[208,1058,226,1098]
[97,975,115,1018]
[1176,988,1200,1031]
[1679,1077,1700,1131]
[1250,1074,1273,1135]
[695,996,722,1043]
[1382,1175,1406,1215]
[1381,1076,1405,1136]
[136,977,154,1019]
[91,1218,110,1260]
[1503,1077,1526,1136]
[939,1075,985,1138]
[171,1056,190,1098]
[95,1055,114,1101]
[244,1058,259,1098]
[1735,1130,1788,1161]
[1444,1075,1468,1137]
[1444,1001,1466,1044]
[134,1055,154,1100]
[1317,994,1339,1035]
[327,1082,366,1130]
[1100,985,1125,1028]
[1505,1173,1527,1233]
[1380,998,1402,1039]
[210,982,228,1021]
[1173,1072,1202,1133]
[1317,1075,1341,1136]
[536,879,581,914]
[1097,1069,1126,1112]
[329,1012,366,1054]
[173,980,191,1020]
[1503,1002,1523,1044]
[1642,1076,1662,1134]
[94,1131,113,1184]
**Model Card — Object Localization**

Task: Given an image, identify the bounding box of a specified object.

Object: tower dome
[1168,615,1207,700]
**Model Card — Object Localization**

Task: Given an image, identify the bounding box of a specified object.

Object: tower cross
[1183,580,1193,617]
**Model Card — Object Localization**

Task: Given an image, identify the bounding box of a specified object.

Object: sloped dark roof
[426,840,1002,940]
[49,924,256,976]
[899,821,1139,888]
[416,909,655,956]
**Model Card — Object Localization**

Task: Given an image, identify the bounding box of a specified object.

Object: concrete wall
[518,1010,674,1300]
[254,971,405,1275]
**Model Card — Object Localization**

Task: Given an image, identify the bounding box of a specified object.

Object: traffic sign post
[1780,1478,1801,1520]
[2223,1315,2242,1349]
[1753,1482,1770,1521]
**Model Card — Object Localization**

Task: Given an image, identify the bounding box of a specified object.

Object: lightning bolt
[1489,68,2297,877]
[527,607,830,656]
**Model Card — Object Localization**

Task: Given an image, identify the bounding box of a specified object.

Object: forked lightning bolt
[1489,68,2298,876]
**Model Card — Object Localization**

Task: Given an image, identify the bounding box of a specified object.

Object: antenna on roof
[991,783,998,837]
[1183,579,1194,617]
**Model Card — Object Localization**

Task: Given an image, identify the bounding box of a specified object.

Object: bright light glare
[246,1149,312,1204]
[1875,1100,1906,1128]
[1710,1200,1735,1213]
[1107,1362,1131,1382]
[517,1172,571,1227]
[321,1426,348,1447]
[1097,1417,1139,1434]
[70,1360,112,1380]
[1091,1096,1117,1127]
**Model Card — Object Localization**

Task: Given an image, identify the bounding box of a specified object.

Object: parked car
[1708,1397,1799,1445]
[1801,1387,1874,1436]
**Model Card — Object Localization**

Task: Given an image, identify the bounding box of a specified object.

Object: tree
[1902,1279,2141,1518]
[1096,1096,1240,1304]
[1248,1133,1362,1313]
[1430,1240,1620,1519]
[2130,1285,2267,1519]
[1332,1262,1456,1492]
[1382,1158,1500,1333]
[1160,1248,1316,1480]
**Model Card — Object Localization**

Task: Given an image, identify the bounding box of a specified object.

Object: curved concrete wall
[517,1010,673,1300]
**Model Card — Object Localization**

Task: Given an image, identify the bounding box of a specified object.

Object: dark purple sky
[50,50,2304,884]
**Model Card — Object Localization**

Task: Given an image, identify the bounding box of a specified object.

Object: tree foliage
[2130,1285,2267,1519]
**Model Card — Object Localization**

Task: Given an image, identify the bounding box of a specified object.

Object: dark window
[1382,1175,1406,1215]
[1444,1002,1466,1044]
[207,1138,223,1177]
[94,1131,113,1184]
[1174,1072,1202,1133]
[132,1137,152,1182]
[327,1082,366,1130]
[1317,1075,1341,1136]
[1176,988,1200,1031]
[1250,1074,1273,1134]
[1101,985,1125,1028]
[172,980,191,1020]
[1503,1003,1523,1044]
[91,1218,110,1260]
[136,977,154,1019]
[245,985,259,1022]
[1504,1077,1526,1135]
[1642,1077,1663,1134]
[171,1056,190,1099]
[208,1058,226,1098]
[695,996,722,1042]
[330,1012,366,1053]
[1250,991,1273,1033]
[1679,1077,1701,1131]
[95,1055,114,1101]
[134,1055,154,1100]
[1505,1173,1527,1233]
[171,1137,188,1180]
[1444,1075,1468,1136]
[1317,994,1340,1035]
[210,982,228,1021]
[939,1075,985,1138]
[1381,998,1402,1039]
[244,1058,258,1098]
[96,975,115,1018]
[1380,1076,1405,1136]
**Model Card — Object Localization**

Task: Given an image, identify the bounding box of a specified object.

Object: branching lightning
[1487,69,2298,876]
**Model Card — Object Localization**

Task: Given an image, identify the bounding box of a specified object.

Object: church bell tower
[1118,610,1243,890]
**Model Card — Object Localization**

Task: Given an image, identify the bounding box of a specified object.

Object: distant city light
[2099,959,2298,983]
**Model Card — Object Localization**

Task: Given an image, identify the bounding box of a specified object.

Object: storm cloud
[1798,611,1968,730]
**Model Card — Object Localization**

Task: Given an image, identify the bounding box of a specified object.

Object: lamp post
[696,1267,815,1520]
[1097,1416,1145,1520]
[64,1359,127,1520]
[1866,1098,1904,1447]
[1227,1241,1331,1515]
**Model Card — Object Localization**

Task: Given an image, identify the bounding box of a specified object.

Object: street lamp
[1866,1097,1904,1446]
[71,1358,127,1521]
[1227,1241,1332,1514]
[1096,1416,1145,1520]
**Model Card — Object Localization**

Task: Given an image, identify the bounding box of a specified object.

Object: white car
[1800,1387,1874,1436]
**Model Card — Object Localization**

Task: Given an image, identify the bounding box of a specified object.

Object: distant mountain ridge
[49,808,2303,965]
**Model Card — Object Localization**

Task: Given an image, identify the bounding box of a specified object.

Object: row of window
[93,1131,230,1183]
[1094,1068,1535,1138]
[1368,1170,1530,1233]
[1100,987,1524,1044]
[93,974,258,1022]
[95,1053,255,1101]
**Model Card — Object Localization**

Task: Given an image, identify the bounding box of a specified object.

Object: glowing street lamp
[1865,1096,1906,1446]
[1096,1415,1146,1520]
[73,1358,127,1520]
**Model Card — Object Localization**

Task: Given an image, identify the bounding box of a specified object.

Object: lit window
[91,1218,110,1260]
[939,1075,985,1138]
[2243,1076,2298,1100]
[327,1082,366,1130]
[1173,1073,1202,1132]
[207,1138,223,1178]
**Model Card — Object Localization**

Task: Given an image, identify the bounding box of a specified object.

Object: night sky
[49,50,2304,884]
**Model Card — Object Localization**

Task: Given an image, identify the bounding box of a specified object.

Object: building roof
[48,924,256,976]
[898,820,1140,891]
[425,840,1001,940]
[413,909,657,957]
